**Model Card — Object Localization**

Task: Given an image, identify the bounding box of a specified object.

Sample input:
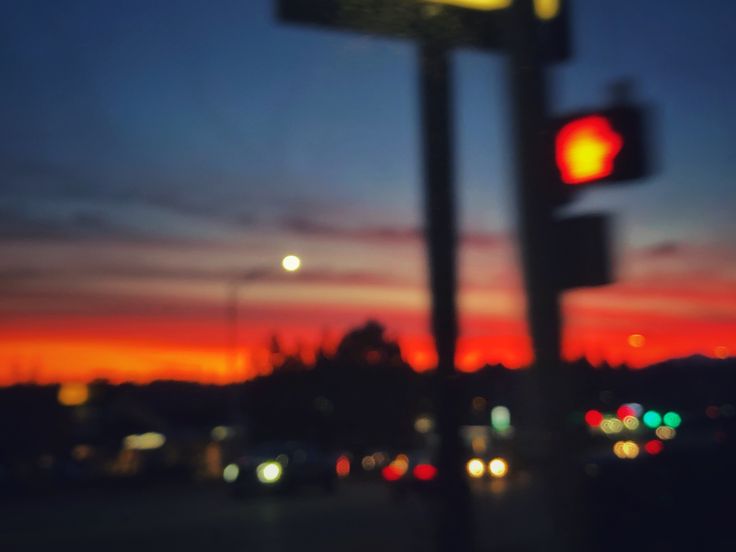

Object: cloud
[281,216,506,248]
[635,241,683,258]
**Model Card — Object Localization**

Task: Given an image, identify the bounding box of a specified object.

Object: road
[0,478,552,552]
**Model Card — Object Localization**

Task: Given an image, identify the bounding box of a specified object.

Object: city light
[414,415,434,434]
[655,426,676,440]
[381,465,403,482]
[628,333,646,348]
[57,383,90,407]
[123,432,166,451]
[281,254,301,272]
[491,405,511,432]
[466,458,485,478]
[413,464,438,481]
[613,441,639,459]
[256,461,283,484]
[533,0,561,20]
[643,410,662,429]
[623,415,640,431]
[488,458,509,478]
[663,411,682,428]
[223,463,240,483]
[617,404,636,420]
[425,0,511,11]
[644,440,664,456]
[336,455,350,478]
[584,409,604,427]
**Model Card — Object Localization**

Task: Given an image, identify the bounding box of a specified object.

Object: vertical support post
[506,1,581,550]
[419,39,473,552]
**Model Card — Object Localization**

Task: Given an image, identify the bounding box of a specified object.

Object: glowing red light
[644,440,663,455]
[616,405,636,420]
[336,455,350,478]
[413,464,437,481]
[584,409,604,427]
[381,465,402,482]
[556,115,623,185]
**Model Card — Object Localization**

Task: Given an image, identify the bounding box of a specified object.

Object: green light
[663,411,682,428]
[491,406,511,432]
[643,410,662,429]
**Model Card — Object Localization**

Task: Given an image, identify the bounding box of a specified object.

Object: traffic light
[552,105,650,188]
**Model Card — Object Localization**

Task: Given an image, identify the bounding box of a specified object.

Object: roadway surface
[0,478,552,552]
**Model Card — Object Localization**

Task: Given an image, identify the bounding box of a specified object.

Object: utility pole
[419,38,473,552]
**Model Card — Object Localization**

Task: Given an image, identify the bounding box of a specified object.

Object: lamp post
[227,254,302,386]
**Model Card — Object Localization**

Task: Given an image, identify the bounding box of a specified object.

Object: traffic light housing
[551,104,650,190]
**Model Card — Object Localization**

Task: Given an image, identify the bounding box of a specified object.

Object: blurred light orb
[584,409,604,428]
[628,334,646,348]
[534,0,560,20]
[361,456,376,471]
[488,458,509,478]
[644,440,664,456]
[281,255,301,272]
[256,461,283,484]
[466,458,485,478]
[613,441,627,459]
[655,426,676,440]
[643,410,662,429]
[623,416,640,431]
[414,415,434,434]
[491,406,511,432]
[622,441,640,459]
[336,455,350,478]
[663,411,682,429]
[223,463,240,483]
[714,346,729,359]
[123,432,166,451]
[58,383,89,407]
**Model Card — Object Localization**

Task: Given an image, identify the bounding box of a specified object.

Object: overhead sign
[278,0,569,60]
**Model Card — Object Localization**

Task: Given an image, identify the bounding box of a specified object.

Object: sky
[1,0,735,385]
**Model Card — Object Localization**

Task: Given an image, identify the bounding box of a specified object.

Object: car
[380,451,439,498]
[223,441,337,496]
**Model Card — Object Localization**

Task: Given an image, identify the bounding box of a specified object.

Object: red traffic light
[556,115,623,185]
[551,105,651,190]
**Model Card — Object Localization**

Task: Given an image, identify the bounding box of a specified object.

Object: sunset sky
[1,0,735,385]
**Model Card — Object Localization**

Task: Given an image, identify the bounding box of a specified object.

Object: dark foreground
[1,479,553,552]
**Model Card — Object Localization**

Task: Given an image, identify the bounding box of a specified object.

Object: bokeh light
[281,255,301,272]
[643,410,662,428]
[584,409,604,427]
[488,458,509,478]
[623,415,640,430]
[256,461,283,484]
[223,463,240,483]
[655,426,676,440]
[644,440,664,455]
[628,334,646,348]
[466,458,485,478]
[57,383,89,407]
[663,411,682,428]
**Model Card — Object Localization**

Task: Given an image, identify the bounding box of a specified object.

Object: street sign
[554,214,612,290]
[278,0,570,60]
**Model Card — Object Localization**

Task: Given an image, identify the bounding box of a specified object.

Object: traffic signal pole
[419,39,474,552]
[507,1,582,550]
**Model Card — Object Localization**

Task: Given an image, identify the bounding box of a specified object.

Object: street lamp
[227,255,302,383]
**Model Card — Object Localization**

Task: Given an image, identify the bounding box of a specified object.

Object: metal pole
[506,1,581,550]
[419,39,473,552]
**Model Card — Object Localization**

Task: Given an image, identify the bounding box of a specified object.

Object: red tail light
[413,464,437,481]
[381,465,402,482]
